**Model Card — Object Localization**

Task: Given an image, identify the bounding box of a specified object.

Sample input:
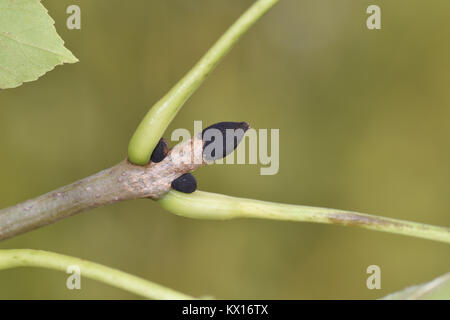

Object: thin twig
[127,0,280,165]
[0,249,194,299]
[158,190,450,244]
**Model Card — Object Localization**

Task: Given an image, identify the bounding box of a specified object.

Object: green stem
[158,190,450,244]
[127,0,280,165]
[0,249,194,300]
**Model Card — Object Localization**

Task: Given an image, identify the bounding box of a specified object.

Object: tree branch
[0,136,205,241]
[1,0,448,247]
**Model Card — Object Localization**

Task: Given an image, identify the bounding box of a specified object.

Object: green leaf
[0,0,78,89]
[381,273,450,300]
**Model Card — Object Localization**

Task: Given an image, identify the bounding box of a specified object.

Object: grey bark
[0,136,205,241]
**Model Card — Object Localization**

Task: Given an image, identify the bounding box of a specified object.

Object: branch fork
[0,122,250,241]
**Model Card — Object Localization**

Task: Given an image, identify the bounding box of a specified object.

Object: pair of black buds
[150,121,250,193]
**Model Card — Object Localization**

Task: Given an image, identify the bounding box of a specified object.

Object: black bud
[202,121,250,161]
[171,173,197,193]
[150,138,169,163]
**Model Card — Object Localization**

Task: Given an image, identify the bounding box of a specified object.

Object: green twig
[0,249,194,300]
[158,190,450,244]
[127,0,280,165]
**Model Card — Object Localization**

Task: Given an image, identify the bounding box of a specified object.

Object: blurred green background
[1,0,449,299]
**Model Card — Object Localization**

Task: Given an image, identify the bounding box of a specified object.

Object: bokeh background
[1,0,449,299]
